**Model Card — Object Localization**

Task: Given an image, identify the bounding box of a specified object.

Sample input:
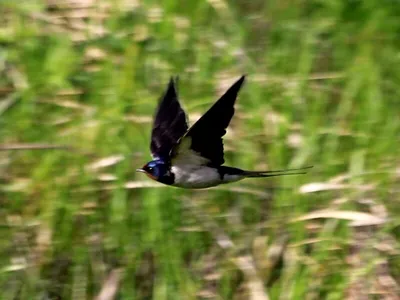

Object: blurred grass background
[1,0,399,299]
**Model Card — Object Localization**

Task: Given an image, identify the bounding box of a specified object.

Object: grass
[1,0,399,299]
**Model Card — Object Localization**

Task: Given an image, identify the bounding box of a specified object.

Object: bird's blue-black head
[138,159,174,185]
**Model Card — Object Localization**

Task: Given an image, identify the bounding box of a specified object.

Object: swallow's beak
[136,168,146,173]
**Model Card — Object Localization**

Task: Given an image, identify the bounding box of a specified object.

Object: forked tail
[242,166,313,178]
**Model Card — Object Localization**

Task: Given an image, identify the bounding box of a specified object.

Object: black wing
[150,77,189,159]
[171,75,246,166]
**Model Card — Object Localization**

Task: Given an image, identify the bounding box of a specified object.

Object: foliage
[0,0,399,299]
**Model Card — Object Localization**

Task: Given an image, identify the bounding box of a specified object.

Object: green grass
[1,0,399,299]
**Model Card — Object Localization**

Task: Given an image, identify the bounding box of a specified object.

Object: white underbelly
[171,165,221,189]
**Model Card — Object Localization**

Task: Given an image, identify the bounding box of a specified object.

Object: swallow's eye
[145,165,156,175]
[144,161,164,178]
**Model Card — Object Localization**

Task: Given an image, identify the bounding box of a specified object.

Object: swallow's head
[137,159,173,184]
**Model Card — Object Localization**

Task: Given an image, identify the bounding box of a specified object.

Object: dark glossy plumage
[150,77,188,160]
[171,75,245,166]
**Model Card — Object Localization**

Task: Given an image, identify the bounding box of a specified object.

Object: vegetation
[1,0,399,299]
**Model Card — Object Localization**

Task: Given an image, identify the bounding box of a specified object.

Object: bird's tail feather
[242,166,313,178]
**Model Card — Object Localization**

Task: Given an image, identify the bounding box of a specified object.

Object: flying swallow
[137,75,311,189]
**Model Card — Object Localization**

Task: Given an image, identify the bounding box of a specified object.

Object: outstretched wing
[171,75,246,167]
[150,77,189,159]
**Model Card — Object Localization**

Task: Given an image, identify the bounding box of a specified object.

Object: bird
[136,75,311,189]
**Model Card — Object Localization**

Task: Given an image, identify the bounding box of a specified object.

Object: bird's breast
[171,165,221,189]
